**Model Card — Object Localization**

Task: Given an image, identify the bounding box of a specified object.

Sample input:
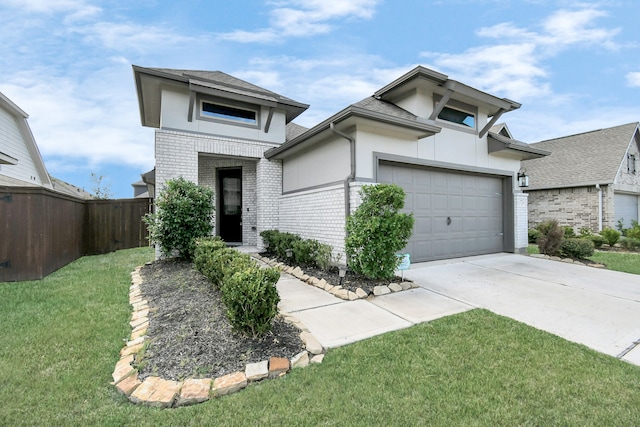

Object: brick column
[256,158,282,251]
[514,192,529,253]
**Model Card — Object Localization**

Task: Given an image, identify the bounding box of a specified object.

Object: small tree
[346,184,414,279]
[144,177,214,260]
[90,172,113,199]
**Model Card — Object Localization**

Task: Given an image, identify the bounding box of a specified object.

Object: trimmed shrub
[222,266,280,337]
[601,227,621,247]
[528,228,542,244]
[563,226,576,238]
[578,227,593,237]
[193,237,226,282]
[346,184,414,279]
[536,220,564,256]
[626,221,640,240]
[560,238,595,259]
[620,238,640,251]
[260,230,333,270]
[587,234,606,249]
[144,177,214,261]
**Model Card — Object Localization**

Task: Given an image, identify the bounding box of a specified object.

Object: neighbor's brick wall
[527,185,615,232]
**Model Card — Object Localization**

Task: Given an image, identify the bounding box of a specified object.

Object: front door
[218,168,242,243]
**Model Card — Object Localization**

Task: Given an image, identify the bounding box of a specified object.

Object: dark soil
[260,253,411,296]
[137,259,305,382]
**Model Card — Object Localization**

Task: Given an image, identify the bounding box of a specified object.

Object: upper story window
[438,106,475,128]
[628,154,637,174]
[200,100,258,126]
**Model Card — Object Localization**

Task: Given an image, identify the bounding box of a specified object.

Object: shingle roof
[522,122,639,190]
[285,122,308,141]
[352,96,419,121]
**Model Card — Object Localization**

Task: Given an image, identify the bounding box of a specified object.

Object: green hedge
[194,238,280,337]
[260,230,332,270]
[560,238,595,259]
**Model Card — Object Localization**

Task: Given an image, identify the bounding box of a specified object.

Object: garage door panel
[615,193,638,229]
[379,163,505,262]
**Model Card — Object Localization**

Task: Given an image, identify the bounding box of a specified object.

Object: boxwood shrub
[260,229,333,270]
[560,238,595,259]
[601,227,621,247]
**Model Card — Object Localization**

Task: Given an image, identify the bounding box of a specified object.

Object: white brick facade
[155,129,282,248]
[514,192,529,252]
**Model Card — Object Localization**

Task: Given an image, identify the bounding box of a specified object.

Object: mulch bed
[137,259,305,382]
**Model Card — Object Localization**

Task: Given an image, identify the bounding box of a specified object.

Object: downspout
[330,122,355,263]
[596,184,603,231]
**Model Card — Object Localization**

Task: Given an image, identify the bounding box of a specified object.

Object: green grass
[2,248,640,426]
[589,251,640,275]
[528,244,640,275]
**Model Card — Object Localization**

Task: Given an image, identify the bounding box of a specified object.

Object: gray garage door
[379,163,504,262]
[615,193,639,229]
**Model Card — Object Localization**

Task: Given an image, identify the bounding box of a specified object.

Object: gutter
[330,122,355,264]
[596,184,603,231]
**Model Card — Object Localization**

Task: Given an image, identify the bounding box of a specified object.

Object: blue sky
[1,0,639,198]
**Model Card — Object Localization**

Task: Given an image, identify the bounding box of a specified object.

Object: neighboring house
[132,168,155,199]
[0,91,92,199]
[133,65,547,262]
[522,122,640,231]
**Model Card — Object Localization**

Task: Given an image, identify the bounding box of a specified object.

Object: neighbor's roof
[133,66,309,127]
[266,96,441,159]
[522,122,640,190]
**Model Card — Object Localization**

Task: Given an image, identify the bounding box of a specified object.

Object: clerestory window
[438,106,475,128]
[200,101,257,125]
[628,154,637,174]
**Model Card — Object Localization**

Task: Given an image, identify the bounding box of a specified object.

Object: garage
[614,193,639,229]
[378,162,506,262]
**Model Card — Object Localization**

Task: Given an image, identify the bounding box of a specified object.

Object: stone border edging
[251,254,418,299]
[111,265,326,408]
[528,253,606,268]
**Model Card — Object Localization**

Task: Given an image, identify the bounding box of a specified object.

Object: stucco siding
[160,88,286,144]
[0,107,43,186]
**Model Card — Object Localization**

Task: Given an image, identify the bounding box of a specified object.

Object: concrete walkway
[276,253,640,366]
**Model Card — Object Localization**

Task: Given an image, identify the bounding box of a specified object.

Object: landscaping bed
[136,259,305,382]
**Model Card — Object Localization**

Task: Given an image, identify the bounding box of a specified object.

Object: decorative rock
[291,351,309,369]
[373,285,391,296]
[120,342,144,357]
[268,357,290,379]
[590,263,606,268]
[300,331,323,354]
[130,376,182,407]
[130,327,147,341]
[400,282,413,291]
[212,372,247,397]
[116,372,142,396]
[309,277,319,286]
[310,354,325,364]
[126,336,145,347]
[317,279,328,289]
[550,256,562,261]
[131,308,149,321]
[530,254,548,259]
[130,316,148,329]
[245,360,269,382]
[388,283,403,292]
[356,288,368,298]
[347,291,359,301]
[176,378,211,406]
[334,289,350,299]
[132,320,149,333]
[292,267,304,278]
[301,274,310,281]
[112,354,135,384]
[131,300,148,311]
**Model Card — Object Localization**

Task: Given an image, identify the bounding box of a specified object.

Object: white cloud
[627,72,640,87]
[219,0,380,43]
[0,0,90,13]
[420,5,620,101]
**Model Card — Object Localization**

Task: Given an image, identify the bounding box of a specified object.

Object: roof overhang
[0,150,18,165]
[265,105,441,160]
[488,132,550,160]
[374,66,521,117]
[133,66,309,128]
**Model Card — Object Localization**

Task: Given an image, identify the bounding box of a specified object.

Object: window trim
[196,95,260,129]
[433,96,478,134]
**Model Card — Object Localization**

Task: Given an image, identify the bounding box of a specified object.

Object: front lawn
[1,248,639,426]
[528,244,640,275]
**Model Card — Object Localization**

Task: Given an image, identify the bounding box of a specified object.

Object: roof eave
[488,133,550,160]
[265,106,441,160]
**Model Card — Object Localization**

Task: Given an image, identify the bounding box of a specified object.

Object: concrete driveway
[404,253,640,365]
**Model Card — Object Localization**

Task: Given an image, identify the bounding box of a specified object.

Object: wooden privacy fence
[0,186,151,282]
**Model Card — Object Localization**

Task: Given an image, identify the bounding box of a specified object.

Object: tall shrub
[536,220,564,256]
[144,177,214,260]
[346,184,414,279]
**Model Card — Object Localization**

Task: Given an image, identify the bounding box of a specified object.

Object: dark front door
[218,168,242,243]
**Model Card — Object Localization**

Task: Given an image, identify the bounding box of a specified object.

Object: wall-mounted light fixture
[517,168,529,188]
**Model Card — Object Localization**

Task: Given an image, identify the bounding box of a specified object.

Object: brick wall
[256,158,282,251]
[514,192,528,252]
[527,185,615,232]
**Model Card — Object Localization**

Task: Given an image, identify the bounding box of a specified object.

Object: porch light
[285,248,293,259]
[517,168,529,188]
